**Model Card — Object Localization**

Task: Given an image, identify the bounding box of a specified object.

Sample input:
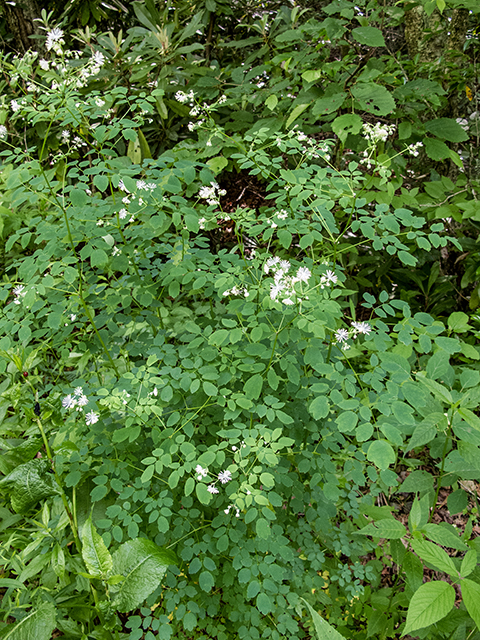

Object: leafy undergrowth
[1,3,480,640]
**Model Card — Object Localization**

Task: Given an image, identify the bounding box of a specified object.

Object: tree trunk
[0,0,43,53]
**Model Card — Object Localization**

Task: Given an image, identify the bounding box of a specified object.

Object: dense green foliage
[1,1,480,639]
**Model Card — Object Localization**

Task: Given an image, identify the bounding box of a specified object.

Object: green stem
[34,414,82,555]
[429,418,453,523]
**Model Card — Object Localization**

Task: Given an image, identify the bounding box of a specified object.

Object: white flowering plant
[1,12,480,640]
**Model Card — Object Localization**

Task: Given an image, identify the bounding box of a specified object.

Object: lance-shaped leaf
[82,517,113,579]
[111,538,177,612]
[301,598,346,639]
[461,579,480,628]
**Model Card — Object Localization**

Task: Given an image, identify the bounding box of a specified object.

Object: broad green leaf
[301,598,346,639]
[336,411,358,433]
[448,311,470,333]
[352,26,385,47]
[199,570,214,592]
[90,249,108,268]
[203,381,218,396]
[355,519,406,539]
[195,482,212,505]
[424,138,451,161]
[207,156,228,174]
[461,578,480,628]
[256,517,271,539]
[448,489,468,514]
[247,579,261,599]
[398,121,412,139]
[302,69,322,83]
[0,459,59,513]
[1,604,56,640]
[309,396,330,420]
[286,103,310,128]
[398,470,434,494]
[411,540,457,576]
[256,592,273,615]
[82,516,113,578]
[265,95,278,110]
[244,374,264,400]
[425,118,469,142]
[352,83,395,116]
[366,440,396,469]
[93,174,109,192]
[332,113,363,143]
[460,549,477,577]
[434,336,461,354]
[403,581,455,635]
[111,539,177,612]
[421,523,468,551]
[312,92,347,116]
[416,375,452,405]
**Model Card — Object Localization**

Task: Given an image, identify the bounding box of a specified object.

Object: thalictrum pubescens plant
[1,18,480,640]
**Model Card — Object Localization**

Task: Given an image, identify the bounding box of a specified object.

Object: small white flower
[77,394,88,407]
[62,395,76,409]
[95,98,105,108]
[61,130,70,143]
[85,411,99,426]
[295,267,311,283]
[207,484,219,494]
[46,28,64,54]
[195,465,208,479]
[70,314,76,322]
[218,470,232,484]
[335,329,349,343]
[92,51,105,67]
[351,321,372,336]
[118,208,128,219]
[0,125,7,140]
[74,387,83,397]
[11,100,20,113]
[39,59,49,71]
[320,270,338,288]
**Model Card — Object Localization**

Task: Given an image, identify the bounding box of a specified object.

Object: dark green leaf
[111,539,177,612]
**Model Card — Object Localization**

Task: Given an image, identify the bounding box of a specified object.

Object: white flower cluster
[12,284,26,304]
[334,321,372,349]
[195,465,232,495]
[264,257,311,306]
[319,269,338,289]
[406,142,423,157]
[175,90,195,104]
[362,122,396,145]
[275,128,332,162]
[136,180,156,191]
[115,178,153,220]
[62,387,99,425]
[198,181,226,206]
[223,285,249,298]
[0,125,8,140]
[46,28,64,55]
[224,504,241,517]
